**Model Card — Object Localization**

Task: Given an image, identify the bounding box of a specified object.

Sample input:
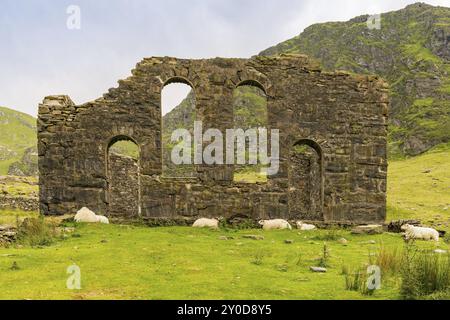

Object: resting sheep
[96,215,110,224]
[401,224,439,242]
[74,207,110,224]
[74,207,99,223]
[296,221,316,230]
[192,218,219,229]
[259,219,292,230]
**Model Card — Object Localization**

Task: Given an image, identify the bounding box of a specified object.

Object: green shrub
[312,229,344,241]
[251,250,264,265]
[400,244,450,299]
[318,243,330,268]
[373,244,403,274]
[342,265,374,296]
[16,217,58,247]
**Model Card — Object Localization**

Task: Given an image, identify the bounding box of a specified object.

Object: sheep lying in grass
[74,207,109,224]
[401,224,439,242]
[259,219,292,230]
[296,221,316,230]
[192,218,219,229]
[96,215,110,224]
[74,207,98,223]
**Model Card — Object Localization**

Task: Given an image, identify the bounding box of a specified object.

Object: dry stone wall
[38,54,389,224]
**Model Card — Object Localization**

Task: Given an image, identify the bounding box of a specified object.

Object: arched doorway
[288,140,323,220]
[106,136,141,218]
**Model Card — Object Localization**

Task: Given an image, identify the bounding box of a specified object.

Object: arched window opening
[232,83,268,183]
[289,140,323,220]
[107,137,141,218]
[161,80,196,177]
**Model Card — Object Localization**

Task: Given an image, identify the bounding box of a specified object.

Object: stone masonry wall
[38,54,389,224]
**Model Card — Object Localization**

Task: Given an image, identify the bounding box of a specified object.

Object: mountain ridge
[260,2,450,156]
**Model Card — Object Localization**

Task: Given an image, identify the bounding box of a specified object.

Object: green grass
[0,224,447,300]
[0,107,36,175]
[387,142,450,228]
[0,224,419,300]
[0,176,38,197]
[0,209,38,226]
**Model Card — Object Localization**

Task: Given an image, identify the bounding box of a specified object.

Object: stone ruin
[38,54,389,224]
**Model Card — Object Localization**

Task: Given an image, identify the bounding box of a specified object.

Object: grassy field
[2,224,447,300]
[0,143,449,300]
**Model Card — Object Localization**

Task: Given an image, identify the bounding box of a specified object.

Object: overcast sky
[1,0,449,116]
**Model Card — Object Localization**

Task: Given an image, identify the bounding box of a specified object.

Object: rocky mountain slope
[260,2,450,156]
[0,107,37,176]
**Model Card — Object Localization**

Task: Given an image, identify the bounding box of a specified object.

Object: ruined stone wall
[38,54,388,224]
[108,153,140,218]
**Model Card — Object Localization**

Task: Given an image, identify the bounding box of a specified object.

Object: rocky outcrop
[0,225,17,246]
[260,3,450,156]
[0,176,39,211]
[8,147,39,176]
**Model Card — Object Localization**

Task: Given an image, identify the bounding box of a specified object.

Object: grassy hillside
[0,107,37,175]
[387,142,450,227]
[260,3,450,157]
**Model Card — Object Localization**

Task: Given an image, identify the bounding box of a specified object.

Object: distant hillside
[0,107,37,176]
[260,2,450,157]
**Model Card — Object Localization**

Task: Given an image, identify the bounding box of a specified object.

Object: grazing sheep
[401,224,439,242]
[74,207,99,223]
[96,215,110,224]
[192,218,219,229]
[259,219,292,230]
[296,221,316,230]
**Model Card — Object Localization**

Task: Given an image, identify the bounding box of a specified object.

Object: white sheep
[192,218,219,229]
[74,207,110,224]
[74,207,99,223]
[401,224,439,242]
[96,215,110,224]
[259,219,292,230]
[296,221,316,230]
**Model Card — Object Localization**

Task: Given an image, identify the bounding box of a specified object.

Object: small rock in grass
[310,266,327,273]
[338,238,348,245]
[284,239,294,244]
[351,225,383,235]
[242,235,264,240]
[218,236,230,240]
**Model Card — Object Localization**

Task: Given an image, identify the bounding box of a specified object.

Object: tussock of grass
[400,244,450,299]
[16,217,58,247]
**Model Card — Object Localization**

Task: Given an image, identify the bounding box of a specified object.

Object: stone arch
[106,135,141,218]
[236,79,267,95]
[288,139,324,220]
[162,76,196,90]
